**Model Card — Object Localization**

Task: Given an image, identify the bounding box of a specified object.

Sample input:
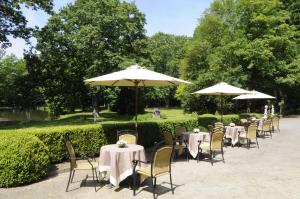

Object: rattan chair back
[272,117,280,128]
[210,128,224,150]
[163,132,174,145]
[262,120,271,131]
[214,122,224,128]
[65,140,77,169]
[247,124,257,140]
[175,126,186,137]
[152,146,173,176]
[208,125,214,134]
[117,129,137,144]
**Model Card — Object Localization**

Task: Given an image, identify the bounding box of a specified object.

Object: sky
[5,0,214,58]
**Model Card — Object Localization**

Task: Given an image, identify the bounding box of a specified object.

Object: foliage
[0,134,50,187]
[0,55,43,108]
[197,114,240,128]
[0,0,53,48]
[144,33,191,107]
[180,0,300,114]
[0,117,199,163]
[33,125,106,163]
[32,0,147,116]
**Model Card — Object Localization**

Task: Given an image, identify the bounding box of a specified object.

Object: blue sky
[5,0,213,57]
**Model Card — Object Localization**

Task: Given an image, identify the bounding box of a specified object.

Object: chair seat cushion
[199,142,210,151]
[137,166,151,177]
[239,132,247,138]
[75,161,98,170]
[174,144,185,150]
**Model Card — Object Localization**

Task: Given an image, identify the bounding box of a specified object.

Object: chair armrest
[132,160,150,165]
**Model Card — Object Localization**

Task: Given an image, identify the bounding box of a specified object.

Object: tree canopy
[32,0,147,115]
[179,0,300,114]
[0,0,53,48]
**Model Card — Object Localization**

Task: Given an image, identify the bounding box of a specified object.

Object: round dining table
[98,144,146,186]
[182,132,210,158]
[225,126,246,146]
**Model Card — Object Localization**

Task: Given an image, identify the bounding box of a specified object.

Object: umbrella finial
[128,64,142,70]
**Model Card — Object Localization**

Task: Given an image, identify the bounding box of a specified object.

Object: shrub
[197,114,240,127]
[32,125,106,163]
[197,114,219,128]
[0,134,50,187]
[0,118,201,165]
[239,113,263,119]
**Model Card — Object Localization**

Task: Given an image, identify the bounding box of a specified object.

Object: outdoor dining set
[61,64,281,198]
[64,115,280,198]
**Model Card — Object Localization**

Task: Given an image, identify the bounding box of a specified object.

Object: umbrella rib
[167,81,176,86]
[111,80,119,86]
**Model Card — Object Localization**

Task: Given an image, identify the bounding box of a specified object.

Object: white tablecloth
[98,144,146,186]
[225,126,246,146]
[182,132,210,158]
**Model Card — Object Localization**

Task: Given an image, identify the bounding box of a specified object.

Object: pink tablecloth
[98,144,146,186]
[182,132,210,158]
[225,126,246,146]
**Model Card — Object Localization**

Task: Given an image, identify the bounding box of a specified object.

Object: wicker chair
[65,139,100,192]
[206,124,213,135]
[132,141,174,198]
[272,116,280,133]
[175,126,186,138]
[214,122,224,128]
[198,128,225,165]
[238,123,259,149]
[117,129,138,144]
[259,120,272,138]
[164,132,189,161]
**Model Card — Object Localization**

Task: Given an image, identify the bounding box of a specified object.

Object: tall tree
[144,33,190,107]
[0,0,53,48]
[33,0,146,116]
[180,0,300,114]
[0,54,43,108]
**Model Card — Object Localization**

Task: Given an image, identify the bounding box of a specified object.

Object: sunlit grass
[0,108,196,131]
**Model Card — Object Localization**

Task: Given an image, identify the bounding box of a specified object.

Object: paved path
[1,117,300,199]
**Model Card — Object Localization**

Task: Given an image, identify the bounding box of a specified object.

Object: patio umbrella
[84,64,191,128]
[193,82,249,122]
[232,90,275,100]
[233,90,275,113]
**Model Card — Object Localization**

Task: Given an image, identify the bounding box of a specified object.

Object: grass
[0,108,197,132]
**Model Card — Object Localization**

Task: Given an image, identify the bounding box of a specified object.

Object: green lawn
[0,108,197,131]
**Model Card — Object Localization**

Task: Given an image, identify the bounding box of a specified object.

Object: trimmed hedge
[197,114,240,128]
[0,113,243,187]
[0,134,50,187]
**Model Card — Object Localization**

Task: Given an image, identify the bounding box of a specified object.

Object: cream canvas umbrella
[233,90,275,113]
[84,64,191,128]
[233,90,275,100]
[193,82,249,121]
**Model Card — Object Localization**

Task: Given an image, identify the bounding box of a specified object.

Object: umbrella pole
[135,83,138,131]
[221,94,223,123]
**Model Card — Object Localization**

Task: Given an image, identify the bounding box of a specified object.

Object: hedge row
[0,134,50,187]
[0,113,243,187]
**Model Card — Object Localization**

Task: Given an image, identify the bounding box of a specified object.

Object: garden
[1,0,300,198]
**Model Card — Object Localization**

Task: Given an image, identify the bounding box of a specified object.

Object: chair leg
[210,150,213,166]
[186,148,189,162]
[169,173,174,194]
[92,168,96,192]
[221,147,224,163]
[154,177,157,188]
[71,170,75,183]
[133,172,137,196]
[66,170,73,192]
[270,130,272,139]
[95,169,99,182]
[247,139,250,149]
[150,177,155,199]
[256,138,259,149]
